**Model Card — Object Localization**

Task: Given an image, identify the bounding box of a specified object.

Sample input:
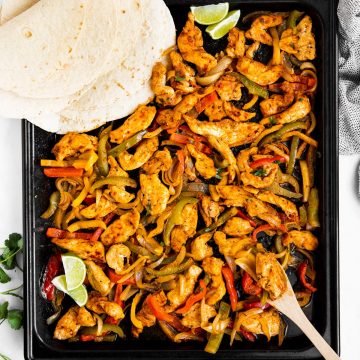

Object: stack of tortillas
[0,0,175,133]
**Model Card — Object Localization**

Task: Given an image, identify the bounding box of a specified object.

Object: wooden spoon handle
[289,307,340,360]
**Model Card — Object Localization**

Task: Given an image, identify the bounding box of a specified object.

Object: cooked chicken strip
[51,238,105,263]
[110,105,156,144]
[181,302,216,328]
[223,101,256,122]
[282,230,318,250]
[187,143,217,179]
[142,149,172,175]
[86,291,124,320]
[223,217,254,237]
[226,28,246,58]
[191,233,213,261]
[202,257,226,305]
[85,260,112,296]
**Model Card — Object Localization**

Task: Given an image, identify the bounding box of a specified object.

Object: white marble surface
[0,118,358,359]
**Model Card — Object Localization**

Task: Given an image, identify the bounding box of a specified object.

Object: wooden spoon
[268,271,340,360]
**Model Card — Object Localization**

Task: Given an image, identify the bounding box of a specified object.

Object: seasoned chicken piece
[106,244,131,274]
[155,108,182,130]
[245,41,261,59]
[86,291,124,320]
[167,265,203,311]
[256,252,287,300]
[202,257,226,305]
[238,308,281,338]
[237,147,258,172]
[106,156,135,204]
[282,230,318,250]
[207,135,240,183]
[118,137,158,171]
[181,302,216,328]
[140,173,170,216]
[100,210,140,246]
[241,163,278,189]
[169,51,198,95]
[268,81,308,95]
[216,185,250,206]
[226,28,246,58]
[110,105,156,144]
[200,195,221,227]
[245,14,284,45]
[52,133,98,161]
[142,149,172,175]
[215,74,243,101]
[279,16,316,61]
[51,238,105,263]
[191,233,213,261]
[237,57,283,86]
[223,101,256,122]
[133,291,167,337]
[54,306,95,340]
[80,196,117,219]
[85,260,111,296]
[223,217,254,236]
[261,95,311,125]
[245,197,282,227]
[187,143,217,179]
[257,191,298,222]
[151,62,182,107]
[214,231,255,258]
[171,202,198,252]
[260,93,295,117]
[204,98,226,121]
[185,115,264,148]
[177,13,217,74]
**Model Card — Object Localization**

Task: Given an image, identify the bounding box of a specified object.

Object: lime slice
[61,253,86,291]
[206,10,241,40]
[52,275,88,307]
[52,275,68,293]
[68,284,88,307]
[191,3,229,25]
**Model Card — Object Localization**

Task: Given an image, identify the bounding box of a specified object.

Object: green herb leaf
[7,309,23,330]
[274,160,281,165]
[215,168,224,180]
[175,75,185,82]
[269,116,277,125]
[0,234,23,270]
[0,353,11,360]
[0,302,9,320]
[0,268,10,284]
[251,169,267,177]
[0,285,23,299]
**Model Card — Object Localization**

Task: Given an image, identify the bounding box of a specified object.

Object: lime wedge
[52,275,88,307]
[61,253,86,291]
[68,284,88,307]
[52,274,68,293]
[206,10,241,40]
[191,3,229,25]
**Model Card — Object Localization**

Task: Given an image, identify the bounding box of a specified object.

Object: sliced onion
[196,56,233,86]
[301,69,317,92]
[300,62,316,71]
[158,320,177,342]
[46,308,62,325]
[182,182,209,194]
[225,256,236,273]
[174,332,204,343]
[93,313,103,336]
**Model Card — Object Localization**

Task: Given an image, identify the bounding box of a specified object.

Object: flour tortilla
[0,0,118,99]
[59,0,176,128]
[0,0,38,25]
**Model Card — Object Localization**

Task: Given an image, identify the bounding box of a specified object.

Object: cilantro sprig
[0,233,23,283]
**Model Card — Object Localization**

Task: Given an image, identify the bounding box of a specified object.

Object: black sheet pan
[23,0,339,358]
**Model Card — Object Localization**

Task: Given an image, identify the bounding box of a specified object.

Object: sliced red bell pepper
[90,212,116,242]
[176,149,185,175]
[298,262,317,292]
[221,266,238,311]
[104,284,124,326]
[169,133,191,144]
[195,91,218,113]
[179,125,208,143]
[46,227,93,240]
[79,334,97,342]
[241,272,262,296]
[107,268,136,285]
[243,301,271,310]
[240,328,256,342]
[42,253,62,301]
[147,294,188,332]
[43,167,84,178]
[83,196,96,205]
[194,142,213,155]
[252,224,287,242]
[249,156,286,169]
[176,279,207,314]
[237,209,257,227]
